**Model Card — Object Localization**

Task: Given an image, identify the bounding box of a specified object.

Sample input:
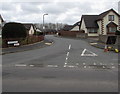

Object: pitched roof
[107,22,118,27]
[81,15,99,28]
[80,9,119,29]
[62,25,74,31]
[0,14,4,22]
[97,8,120,20]
[23,24,34,30]
[73,21,80,27]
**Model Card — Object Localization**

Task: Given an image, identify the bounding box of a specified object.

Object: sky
[0,0,120,25]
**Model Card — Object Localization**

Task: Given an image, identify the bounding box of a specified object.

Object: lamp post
[43,14,48,35]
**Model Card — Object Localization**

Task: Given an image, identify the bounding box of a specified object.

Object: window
[108,27,117,33]
[88,29,97,33]
[108,15,114,21]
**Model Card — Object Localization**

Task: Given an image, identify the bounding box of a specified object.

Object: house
[0,14,4,37]
[80,9,120,42]
[23,24,36,36]
[59,22,81,37]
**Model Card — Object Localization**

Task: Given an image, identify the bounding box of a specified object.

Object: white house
[70,22,80,31]
[0,14,4,37]
[80,9,120,39]
[23,24,36,36]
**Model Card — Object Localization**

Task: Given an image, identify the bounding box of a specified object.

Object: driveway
[2,35,119,92]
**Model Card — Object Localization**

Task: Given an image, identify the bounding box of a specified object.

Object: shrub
[2,22,27,39]
[35,32,44,36]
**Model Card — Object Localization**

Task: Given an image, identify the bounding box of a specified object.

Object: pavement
[85,38,120,52]
[2,35,118,92]
[2,38,53,55]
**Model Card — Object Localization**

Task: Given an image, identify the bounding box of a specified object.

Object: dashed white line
[65,62,67,65]
[67,52,69,56]
[76,63,79,65]
[15,64,27,67]
[66,57,68,60]
[47,65,58,68]
[29,65,34,67]
[68,44,71,50]
[93,62,96,65]
[83,63,86,65]
[111,66,115,68]
[83,66,86,68]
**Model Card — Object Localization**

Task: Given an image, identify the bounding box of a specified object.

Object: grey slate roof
[81,15,99,28]
[97,8,120,20]
[80,9,119,29]
[23,23,36,31]
[62,25,74,31]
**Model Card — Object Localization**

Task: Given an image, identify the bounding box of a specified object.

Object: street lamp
[43,13,48,30]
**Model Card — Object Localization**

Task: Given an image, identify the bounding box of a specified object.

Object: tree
[2,22,27,39]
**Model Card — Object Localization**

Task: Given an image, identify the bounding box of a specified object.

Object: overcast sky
[0,0,120,25]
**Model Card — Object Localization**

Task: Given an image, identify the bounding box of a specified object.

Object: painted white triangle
[81,49,98,56]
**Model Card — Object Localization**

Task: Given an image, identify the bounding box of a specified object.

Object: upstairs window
[108,15,114,21]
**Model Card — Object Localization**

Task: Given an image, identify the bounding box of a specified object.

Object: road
[2,35,118,92]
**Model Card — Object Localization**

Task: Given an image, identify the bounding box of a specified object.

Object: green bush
[115,30,120,35]
[2,22,27,39]
[35,32,44,36]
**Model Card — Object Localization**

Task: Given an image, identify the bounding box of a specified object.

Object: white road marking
[93,63,96,65]
[66,57,68,60]
[29,65,34,67]
[111,66,115,68]
[83,63,86,65]
[15,64,27,67]
[84,66,87,68]
[90,43,98,45]
[103,66,105,68]
[81,49,98,56]
[64,44,71,67]
[76,63,79,65]
[68,44,71,50]
[65,62,67,65]
[67,65,77,68]
[67,52,69,56]
[45,43,52,45]
[47,65,58,68]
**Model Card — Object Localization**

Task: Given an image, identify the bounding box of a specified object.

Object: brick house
[23,24,36,36]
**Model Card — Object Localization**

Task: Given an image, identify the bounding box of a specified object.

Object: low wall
[99,35,108,43]
[60,31,87,38]
[99,35,119,45]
